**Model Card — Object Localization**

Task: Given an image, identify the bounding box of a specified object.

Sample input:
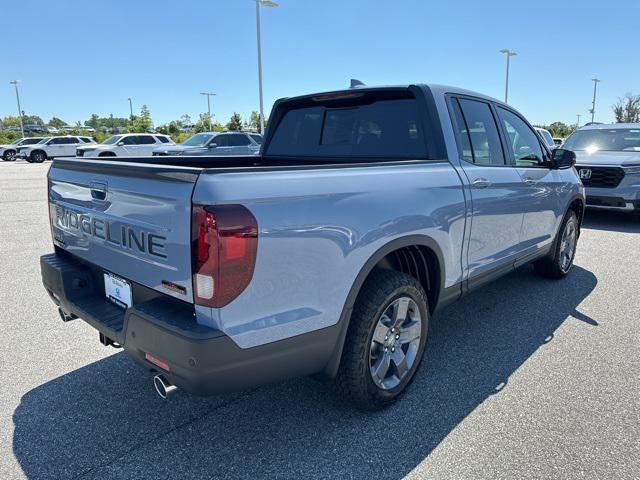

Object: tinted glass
[266,97,427,159]
[228,134,251,146]
[137,135,156,145]
[102,135,122,145]
[450,99,473,163]
[250,134,263,144]
[156,135,171,144]
[121,136,137,145]
[563,128,640,152]
[457,98,505,166]
[182,133,214,146]
[212,135,229,147]
[23,138,43,145]
[80,137,93,143]
[497,107,544,166]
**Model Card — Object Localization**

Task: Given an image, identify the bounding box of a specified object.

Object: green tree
[195,113,213,133]
[85,114,100,129]
[127,105,153,133]
[22,114,44,126]
[180,114,192,126]
[613,94,640,123]
[248,111,260,131]
[48,117,68,128]
[1,116,21,128]
[226,112,243,131]
[535,121,573,138]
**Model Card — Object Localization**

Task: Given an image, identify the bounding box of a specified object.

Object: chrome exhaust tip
[153,375,178,399]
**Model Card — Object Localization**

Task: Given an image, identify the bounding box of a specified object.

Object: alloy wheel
[369,296,422,390]
[559,216,577,272]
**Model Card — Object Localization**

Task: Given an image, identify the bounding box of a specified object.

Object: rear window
[156,135,172,144]
[250,134,263,144]
[266,93,427,160]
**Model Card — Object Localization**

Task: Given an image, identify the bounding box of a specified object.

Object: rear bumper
[40,251,343,395]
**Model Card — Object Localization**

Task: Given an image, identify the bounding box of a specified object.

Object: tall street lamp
[255,0,278,135]
[128,97,134,118]
[9,80,25,137]
[589,78,601,123]
[200,92,216,131]
[576,114,581,128]
[499,49,517,103]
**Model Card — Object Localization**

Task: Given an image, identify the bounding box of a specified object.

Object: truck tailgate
[48,159,200,303]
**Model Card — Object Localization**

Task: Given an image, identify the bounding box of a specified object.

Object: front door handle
[471,178,492,189]
[523,177,537,186]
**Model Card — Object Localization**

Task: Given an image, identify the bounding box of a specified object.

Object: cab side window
[456,98,505,166]
[496,107,545,167]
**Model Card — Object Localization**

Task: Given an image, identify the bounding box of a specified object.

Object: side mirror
[550,148,576,169]
[117,141,125,146]
[208,143,217,149]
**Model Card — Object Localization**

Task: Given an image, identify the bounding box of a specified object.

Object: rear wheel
[534,210,579,279]
[336,269,429,410]
[2,150,17,161]
[30,150,47,163]
[98,151,116,157]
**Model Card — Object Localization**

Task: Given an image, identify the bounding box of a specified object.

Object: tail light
[191,204,258,307]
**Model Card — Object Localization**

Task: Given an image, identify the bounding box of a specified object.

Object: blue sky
[2,0,638,127]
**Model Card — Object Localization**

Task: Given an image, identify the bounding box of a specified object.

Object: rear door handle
[523,177,537,186]
[471,178,491,189]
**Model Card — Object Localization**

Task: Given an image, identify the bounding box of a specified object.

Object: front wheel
[336,269,429,410]
[2,150,17,161]
[534,210,579,279]
[30,150,47,163]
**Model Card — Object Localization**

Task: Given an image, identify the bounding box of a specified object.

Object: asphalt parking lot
[0,160,638,480]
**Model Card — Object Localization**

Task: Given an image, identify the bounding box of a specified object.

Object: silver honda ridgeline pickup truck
[41,85,584,409]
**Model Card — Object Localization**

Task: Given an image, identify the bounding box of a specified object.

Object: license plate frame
[104,272,132,309]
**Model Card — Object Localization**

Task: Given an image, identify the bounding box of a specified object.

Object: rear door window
[456,98,505,166]
[213,135,229,147]
[266,93,427,160]
[136,135,157,145]
[228,135,251,146]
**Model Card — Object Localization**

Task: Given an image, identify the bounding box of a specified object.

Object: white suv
[16,136,96,163]
[76,133,174,157]
[1,137,47,161]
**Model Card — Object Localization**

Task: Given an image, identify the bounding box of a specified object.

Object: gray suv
[563,123,640,212]
[152,131,262,156]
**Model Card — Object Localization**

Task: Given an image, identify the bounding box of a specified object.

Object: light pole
[589,78,600,123]
[9,80,25,137]
[200,92,216,131]
[576,114,581,128]
[127,97,134,118]
[255,0,278,135]
[499,49,517,103]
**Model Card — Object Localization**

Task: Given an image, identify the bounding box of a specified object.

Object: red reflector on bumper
[145,353,170,372]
